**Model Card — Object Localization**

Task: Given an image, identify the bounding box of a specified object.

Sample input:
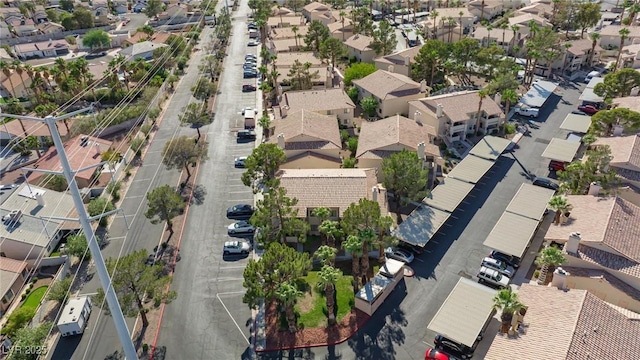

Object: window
[5,288,14,301]
[344,109,350,114]
[327,110,333,115]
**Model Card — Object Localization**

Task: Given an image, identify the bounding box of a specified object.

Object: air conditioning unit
[2,210,22,224]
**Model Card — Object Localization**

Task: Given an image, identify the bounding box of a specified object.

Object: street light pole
[0,110,139,360]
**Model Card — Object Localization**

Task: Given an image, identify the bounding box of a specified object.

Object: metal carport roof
[505,183,556,221]
[428,278,497,348]
[579,87,604,103]
[446,155,495,184]
[541,138,581,163]
[392,205,451,247]
[559,113,592,134]
[468,136,512,160]
[423,178,475,212]
[483,212,540,258]
[518,80,557,108]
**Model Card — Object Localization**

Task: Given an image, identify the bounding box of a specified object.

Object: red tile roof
[34,135,113,181]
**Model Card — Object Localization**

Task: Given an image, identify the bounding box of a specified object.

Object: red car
[242,84,256,92]
[548,160,566,171]
[425,346,450,360]
[577,104,599,115]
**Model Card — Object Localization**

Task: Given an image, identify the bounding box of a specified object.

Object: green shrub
[505,123,516,134]
[106,181,122,202]
[1,307,36,337]
[87,198,116,227]
[140,123,153,137]
[533,269,540,279]
[130,137,146,156]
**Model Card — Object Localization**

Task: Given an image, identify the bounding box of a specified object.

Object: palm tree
[535,246,566,285]
[376,215,394,260]
[501,89,518,131]
[314,245,338,266]
[312,207,332,243]
[493,287,526,334]
[342,235,363,290]
[616,27,631,69]
[480,0,486,21]
[475,89,487,135]
[53,57,68,82]
[501,23,509,47]
[358,228,377,283]
[317,265,342,325]
[0,60,17,98]
[510,25,520,55]
[459,11,464,40]
[430,10,439,39]
[587,32,600,69]
[627,3,640,26]
[486,25,493,46]
[292,26,299,48]
[340,11,347,41]
[319,220,342,248]
[548,195,572,225]
[275,282,303,333]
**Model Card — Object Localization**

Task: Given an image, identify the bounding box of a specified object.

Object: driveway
[119,13,149,32]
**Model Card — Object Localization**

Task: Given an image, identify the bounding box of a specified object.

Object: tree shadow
[185,183,206,205]
[255,348,316,360]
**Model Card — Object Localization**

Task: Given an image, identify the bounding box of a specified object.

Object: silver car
[477,266,510,288]
[227,220,255,235]
[385,247,414,263]
[234,156,247,168]
[223,240,251,255]
[481,257,515,277]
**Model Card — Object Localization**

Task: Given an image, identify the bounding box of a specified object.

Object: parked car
[532,176,559,191]
[548,160,567,172]
[84,52,106,60]
[514,105,539,118]
[489,250,521,269]
[577,104,599,115]
[242,84,257,92]
[237,129,256,140]
[227,220,255,235]
[571,110,588,116]
[226,204,254,219]
[247,40,260,46]
[424,346,451,360]
[234,156,247,167]
[481,257,515,277]
[433,335,475,359]
[385,247,414,263]
[243,71,258,79]
[399,242,424,255]
[245,54,257,61]
[584,70,601,83]
[477,266,510,288]
[223,240,251,255]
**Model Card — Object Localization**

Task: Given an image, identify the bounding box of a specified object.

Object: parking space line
[228,199,253,203]
[219,266,249,270]
[228,191,250,194]
[217,278,245,282]
[216,294,250,345]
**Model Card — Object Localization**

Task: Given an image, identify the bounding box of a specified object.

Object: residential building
[611,95,640,113]
[353,70,428,118]
[620,43,640,69]
[278,168,389,232]
[517,2,554,20]
[422,18,464,44]
[0,69,32,98]
[485,285,640,360]
[112,0,128,14]
[269,110,343,168]
[356,115,439,181]
[408,90,504,143]
[93,0,110,26]
[271,52,327,87]
[156,4,199,25]
[267,38,304,54]
[302,1,332,23]
[122,30,151,47]
[374,45,423,77]
[31,5,48,24]
[599,25,640,49]
[13,39,70,59]
[31,135,113,189]
[0,257,29,315]
[327,19,354,41]
[119,41,168,62]
[467,0,503,20]
[427,7,475,31]
[0,48,11,60]
[592,135,640,187]
[266,13,305,31]
[562,38,602,73]
[37,21,65,35]
[508,13,549,36]
[473,25,517,50]
[13,21,38,37]
[269,25,309,40]
[276,88,356,125]
[0,184,77,261]
[344,34,376,63]
[0,23,11,39]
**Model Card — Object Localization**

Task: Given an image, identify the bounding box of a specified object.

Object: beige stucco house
[302,1,332,23]
[327,19,354,41]
[467,0,503,20]
[356,115,440,181]
[508,13,549,36]
[408,90,504,143]
[0,257,29,314]
[276,88,356,126]
[599,25,640,49]
[374,45,423,78]
[269,110,343,168]
[344,34,376,63]
[353,70,428,119]
[592,135,640,187]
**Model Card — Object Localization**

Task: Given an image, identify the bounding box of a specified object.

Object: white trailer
[57,296,92,337]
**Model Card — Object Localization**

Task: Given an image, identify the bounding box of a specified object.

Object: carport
[541,138,581,162]
[483,212,540,258]
[505,184,555,221]
[428,278,497,348]
[423,178,475,212]
[392,206,451,247]
[559,113,592,134]
[468,136,512,161]
[446,155,495,184]
[517,80,557,108]
[579,87,604,104]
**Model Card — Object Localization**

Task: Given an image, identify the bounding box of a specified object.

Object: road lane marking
[131,178,152,182]
[216,293,250,345]
[217,278,245,282]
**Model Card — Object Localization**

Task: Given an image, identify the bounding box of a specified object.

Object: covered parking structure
[447,155,495,184]
[423,178,475,212]
[517,80,557,108]
[428,278,497,348]
[559,113,592,134]
[468,136,512,161]
[505,184,556,221]
[393,205,451,247]
[483,212,541,259]
[541,138,581,163]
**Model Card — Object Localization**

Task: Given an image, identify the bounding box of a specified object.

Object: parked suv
[532,177,559,191]
[237,129,256,140]
[489,250,521,269]
[481,257,515,277]
[514,105,539,118]
[477,266,510,288]
[433,335,475,359]
[548,160,567,172]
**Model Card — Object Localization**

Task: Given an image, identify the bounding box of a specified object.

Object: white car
[385,247,414,263]
[247,40,260,46]
[234,156,247,168]
[514,105,539,118]
[241,107,253,116]
[227,221,255,235]
[223,240,251,255]
[477,266,510,288]
[481,257,515,277]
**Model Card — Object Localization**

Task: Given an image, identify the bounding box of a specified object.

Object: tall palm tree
[292,25,299,48]
[627,3,640,26]
[548,195,572,225]
[475,89,487,134]
[430,10,439,39]
[535,246,566,285]
[510,25,520,55]
[500,23,508,47]
[358,228,377,283]
[340,11,347,41]
[376,215,394,260]
[493,287,526,334]
[587,32,600,69]
[319,220,342,248]
[501,89,518,131]
[616,27,631,69]
[314,245,338,266]
[480,0,486,21]
[1,60,17,98]
[342,235,363,290]
[459,11,464,40]
[317,265,342,325]
[275,282,303,333]
[53,57,68,82]
[486,24,493,46]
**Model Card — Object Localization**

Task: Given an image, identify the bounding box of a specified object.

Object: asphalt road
[49,25,220,360]
[119,13,149,32]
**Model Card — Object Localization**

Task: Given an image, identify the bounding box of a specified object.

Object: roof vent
[80,136,89,147]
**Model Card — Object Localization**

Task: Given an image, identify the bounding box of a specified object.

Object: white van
[514,104,539,118]
[584,71,600,83]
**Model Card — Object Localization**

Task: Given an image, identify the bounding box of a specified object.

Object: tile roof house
[267,38,305,54]
[485,285,640,360]
[611,96,640,113]
[467,0,503,20]
[13,39,70,59]
[278,168,389,232]
[277,88,356,126]
[563,38,602,73]
[37,21,65,35]
[32,5,49,24]
[31,134,113,189]
[344,34,376,63]
[374,45,423,77]
[0,69,32,99]
[356,115,440,181]
[271,52,330,88]
[269,25,309,40]
[302,1,332,23]
[517,2,554,19]
[353,70,428,118]
[508,13,549,36]
[408,90,504,143]
[599,25,640,49]
[269,110,343,169]
[620,43,640,69]
[473,26,518,50]
[592,135,640,187]
[0,257,29,313]
[327,18,354,41]
[119,41,168,62]
[266,14,305,30]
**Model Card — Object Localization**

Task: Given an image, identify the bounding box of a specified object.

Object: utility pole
[0,109,139,360]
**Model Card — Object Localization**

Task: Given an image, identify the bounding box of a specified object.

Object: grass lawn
[295,271,354,328]
[21,286,48,311]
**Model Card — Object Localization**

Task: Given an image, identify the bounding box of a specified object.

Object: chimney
[417,142,425,160]
[588,181,601,196]
[371,186,378,202]
[35,193,45,206]
[494,92,502,105]
[95,143,101,155]
[339,81,344,90]
[566,232,581,255]
[551,267,568,290]
[80,136,89,147]
[420,79,427,93]
[281,105,289,117]
[436,103,443,118]
[277,133,285,149]
[414,110,421,123]
[630,86,639,96]
[387,65,395,73]
[404,56,410,66]
[613,124,624,136]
